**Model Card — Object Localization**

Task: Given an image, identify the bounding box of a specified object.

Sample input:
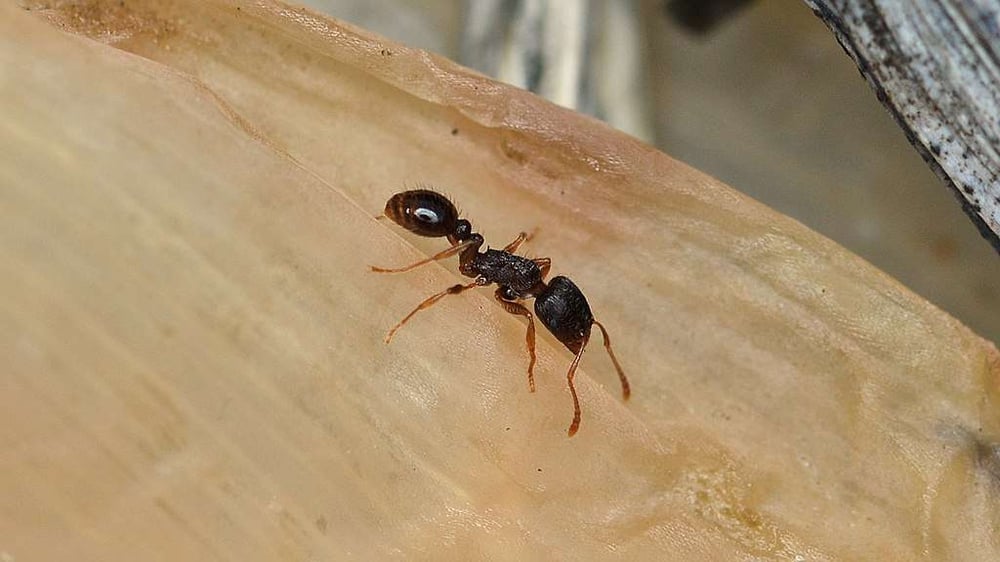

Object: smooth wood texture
[4,1,999,559]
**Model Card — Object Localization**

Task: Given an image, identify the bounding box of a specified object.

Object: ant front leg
[502,228,539,254]
[493,286,537,392]
[384,279,484,343]
[370,238,479,273]
[503,232,535,254]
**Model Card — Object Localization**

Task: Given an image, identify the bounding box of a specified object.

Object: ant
[371,189,630,437]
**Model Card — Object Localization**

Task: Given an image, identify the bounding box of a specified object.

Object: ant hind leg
[594,320,630,400]
[493,288,537,392]
[565,334,589,437]
[532,257,551,280]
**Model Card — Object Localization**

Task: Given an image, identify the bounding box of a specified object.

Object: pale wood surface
[3,1,999,559]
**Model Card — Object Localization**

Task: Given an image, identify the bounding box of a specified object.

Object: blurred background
[298,0,999,343]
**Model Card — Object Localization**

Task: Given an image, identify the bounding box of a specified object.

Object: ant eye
[413,207,441,224]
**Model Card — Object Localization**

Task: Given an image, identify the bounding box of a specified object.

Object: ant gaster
[371,189,630,436]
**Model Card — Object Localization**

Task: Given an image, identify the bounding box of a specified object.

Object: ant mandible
[371,189,630,436]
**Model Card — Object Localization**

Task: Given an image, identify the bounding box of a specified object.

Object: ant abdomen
[384,189,459,238]
[534,276,594,354]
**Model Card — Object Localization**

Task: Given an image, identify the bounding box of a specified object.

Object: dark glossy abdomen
[534,276,594,354]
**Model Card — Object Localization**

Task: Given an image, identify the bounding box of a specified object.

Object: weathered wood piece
[460,0,654,142]
[806,0,1000,251]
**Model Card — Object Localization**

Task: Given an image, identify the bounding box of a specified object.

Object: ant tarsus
[372,189,630,437]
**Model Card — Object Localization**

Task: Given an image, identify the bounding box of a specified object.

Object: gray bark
[806,0,1000,252]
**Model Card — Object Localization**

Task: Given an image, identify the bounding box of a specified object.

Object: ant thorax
[462,249,544,296]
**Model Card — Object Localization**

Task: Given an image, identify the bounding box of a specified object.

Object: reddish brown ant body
[372,189,630,436]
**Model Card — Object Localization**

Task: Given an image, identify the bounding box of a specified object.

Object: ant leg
[594,320,630,400]
[371,238,478,273]
[493,288,537,393]
[384,280,481,343]
[502,228,539,254]
[532,257,551,280]
[503,232,529,253]
[565,333,589,437]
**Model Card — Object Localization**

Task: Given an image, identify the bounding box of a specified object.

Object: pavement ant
[371,189,630,436]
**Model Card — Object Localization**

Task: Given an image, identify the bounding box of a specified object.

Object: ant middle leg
[384,279,483,343]
[565,333,590,437]
[493,287,537,392]
[371,238,479,273]
[594,320,630,400]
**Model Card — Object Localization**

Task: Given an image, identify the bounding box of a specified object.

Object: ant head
[384,189,459,238]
